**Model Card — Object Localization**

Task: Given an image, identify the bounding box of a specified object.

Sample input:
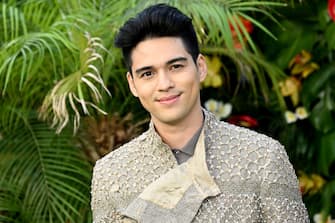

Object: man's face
[127,37,207,127]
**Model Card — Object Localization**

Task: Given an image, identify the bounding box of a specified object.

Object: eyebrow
[166,57,188,65]
[134,56,188,76]
[135,66,152,76]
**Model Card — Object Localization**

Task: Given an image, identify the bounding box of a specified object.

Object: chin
[156,111,188,125]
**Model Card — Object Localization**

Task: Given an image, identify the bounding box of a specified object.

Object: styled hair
[114,3,200,73]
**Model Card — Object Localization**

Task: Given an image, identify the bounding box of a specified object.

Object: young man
[91,4,309,223]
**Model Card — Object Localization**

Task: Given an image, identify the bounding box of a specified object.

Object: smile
[157,94,181,105]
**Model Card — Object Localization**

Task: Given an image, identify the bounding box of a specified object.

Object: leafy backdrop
[0,0,334,222]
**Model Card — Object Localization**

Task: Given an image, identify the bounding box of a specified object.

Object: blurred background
[0,0,334,222]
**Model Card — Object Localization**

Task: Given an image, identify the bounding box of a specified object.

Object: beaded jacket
[91,109,309,223]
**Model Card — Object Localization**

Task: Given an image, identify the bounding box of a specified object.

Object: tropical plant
[0,1,128,222]
[201,0,335,221]
[256,0,335,220]
[0,0,310,222]
[0,116,92,223]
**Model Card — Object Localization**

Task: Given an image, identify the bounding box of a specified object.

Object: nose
[157,71,174,91]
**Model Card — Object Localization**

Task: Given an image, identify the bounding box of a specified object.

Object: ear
[126,72,138,97]
[197,54,207,82]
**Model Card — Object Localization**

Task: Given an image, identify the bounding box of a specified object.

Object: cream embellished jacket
[91,110,309,223]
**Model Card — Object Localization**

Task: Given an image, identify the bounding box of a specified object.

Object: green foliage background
[0,0,334,222]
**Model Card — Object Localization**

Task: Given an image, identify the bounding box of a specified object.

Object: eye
[140,71,154,79]
[170,64,184,71]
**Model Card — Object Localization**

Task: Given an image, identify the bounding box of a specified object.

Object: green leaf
[301,64,335,109]
[325,23,335,50]
[317,2,329,29]
[318,131,335,176]
[321,180,335,217]
[0,115,92,223]
[306,72,335,133]
[273,20,317,69]
[309,99,335,134]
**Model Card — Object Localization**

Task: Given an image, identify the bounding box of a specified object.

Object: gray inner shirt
[171,125,203,164]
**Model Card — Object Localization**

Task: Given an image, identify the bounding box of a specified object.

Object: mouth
[157,93,181,105]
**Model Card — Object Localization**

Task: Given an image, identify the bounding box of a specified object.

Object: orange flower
[289,50,312,67]
[229,16,253,49]
[229,16,253,37]
[289,50,319,79]
[298,171,326,195]
[279,76,301,106]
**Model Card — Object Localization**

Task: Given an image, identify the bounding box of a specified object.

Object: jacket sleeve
[259,139,310,222]
[91,160,136,223]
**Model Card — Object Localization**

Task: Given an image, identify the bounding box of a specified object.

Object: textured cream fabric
[135,128,220,209]
[122,129,220,222]
[91,109,309,223]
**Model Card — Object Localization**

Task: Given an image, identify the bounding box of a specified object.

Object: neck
[153,107,204,149]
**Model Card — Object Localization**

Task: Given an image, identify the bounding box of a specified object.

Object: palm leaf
[0,115,92,223]
[39,32,111,133]
[1,0,289,132]
[1,1,114,133]
[125,0,285,51]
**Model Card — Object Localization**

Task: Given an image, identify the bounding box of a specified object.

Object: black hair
[114,3,200,73]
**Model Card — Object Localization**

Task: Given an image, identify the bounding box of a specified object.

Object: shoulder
[91,126,178,220]
[92,130,149,182]
[204,110,282,152]
[214,118,288,166]
[204,110,293,180]
[91,131,149,205]
[220,120,287,160]
[91,127,176,208]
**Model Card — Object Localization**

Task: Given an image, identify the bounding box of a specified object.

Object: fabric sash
[122,129,221,223]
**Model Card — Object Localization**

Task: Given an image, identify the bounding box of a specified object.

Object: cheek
[134,82,155,100]
[179,71,201,88]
